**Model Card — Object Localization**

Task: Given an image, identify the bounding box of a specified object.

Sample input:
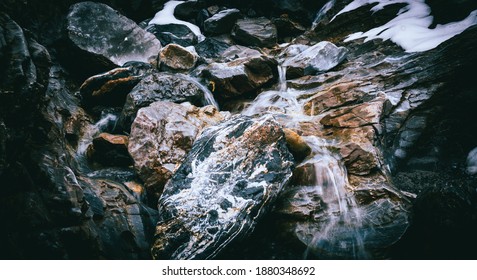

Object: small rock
[283,41,348,79]
[466,147,477,175]
[194,38,232,59]
[128,102,227,199]
[118,72,213,131]
[231,17,277,48]
[204,9,241,35]
[146,23,198,47]
[203,56,278,100]
[283,128,311,162]
[159,43,198,71]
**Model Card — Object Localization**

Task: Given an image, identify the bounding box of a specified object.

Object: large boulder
[231,17,277,48]
[151,115,294,259]
[128,102,227,199]
[204,9,241,35]
[202,56,278,100]
[118,72,215,131]
[283,41,348,79]
[65,2,161,72]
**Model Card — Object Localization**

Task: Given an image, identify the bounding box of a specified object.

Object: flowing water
[243,64,369,259]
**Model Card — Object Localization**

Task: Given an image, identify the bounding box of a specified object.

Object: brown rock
[283,128,312,162]
[88,133,132,167]
[159,44,198,71]
[320,100,383,128]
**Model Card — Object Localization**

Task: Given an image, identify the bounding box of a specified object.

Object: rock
[174,0,204,22]
[283,41,348,79]
[194,38,231,59]
[272,15,306,40]
[128,102,227,199]
[220,45,262,62]
[87,133,133,167]
[204,9,241,35]
[159,43,198,71]
[0,121,6,177]
[146,23,198,47]
[66,2,161,69]
[151,115,294,259]
[283,128,311,162]
[202,56,278,100]
[303,81,365,116]
[231,17,277,48]
[118,72,214,131]
[466,147,477,175]
[79,64,154,107]
[320,100,384,129]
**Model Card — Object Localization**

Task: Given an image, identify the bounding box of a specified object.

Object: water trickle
[76,113,118,170]
[297,136,369,259]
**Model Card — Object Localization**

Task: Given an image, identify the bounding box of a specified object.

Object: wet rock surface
[2,0,477,260]
[65,2,161,69]
[128,102,227,200]
[151,115,294,259]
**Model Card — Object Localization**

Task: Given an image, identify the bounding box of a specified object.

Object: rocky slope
[1,0,476,259]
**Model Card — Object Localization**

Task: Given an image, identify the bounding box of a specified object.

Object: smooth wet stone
[283,41,348,79]
[159,43,198,71]
[202,56,278,100]
[66,2,162,67]
[231,17,277,48]
[194,38,231,59]
[118,72,213,131]
[283,128,312,162]
[128,102,227,199]
[146,23,198,47]
[151,115,294,259]
[204,9,241,35]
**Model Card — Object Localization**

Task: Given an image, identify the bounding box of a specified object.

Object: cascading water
[242,64,369,259]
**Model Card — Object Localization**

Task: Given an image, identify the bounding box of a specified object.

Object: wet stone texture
[151,115,294,259]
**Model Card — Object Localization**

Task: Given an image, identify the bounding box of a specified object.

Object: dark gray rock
[194,38,231,59]
[272,15,306,40]
[231,17,277,48]
[79,63,154,108]
[118,72,214,131]
[151,115,294,259]
[146,23,198,47]
[66,2,161,68]
[202,55,278,100]
[204,9,241,35]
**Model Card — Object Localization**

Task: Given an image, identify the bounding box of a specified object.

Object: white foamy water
[76,113,117,161]
[334,0,477,52]
[149,0,205,42]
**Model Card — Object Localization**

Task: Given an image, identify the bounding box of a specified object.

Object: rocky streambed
[1,0,477,259]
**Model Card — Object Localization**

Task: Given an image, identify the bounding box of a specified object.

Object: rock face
[159,43,198,71]
[283,41,348,79]
[146,24,198,47]
[128,102,227,199]
[231,17,277,48]
[202,56,278,100]
[151,115,294,259]
[204,9,241,35]
[66,2,161,68]
[118,72,213,131]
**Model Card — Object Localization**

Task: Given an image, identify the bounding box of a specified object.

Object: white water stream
[243,65,369,258]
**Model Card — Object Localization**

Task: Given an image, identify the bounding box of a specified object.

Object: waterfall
[297,136,368,259]
[242,64,369,259]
